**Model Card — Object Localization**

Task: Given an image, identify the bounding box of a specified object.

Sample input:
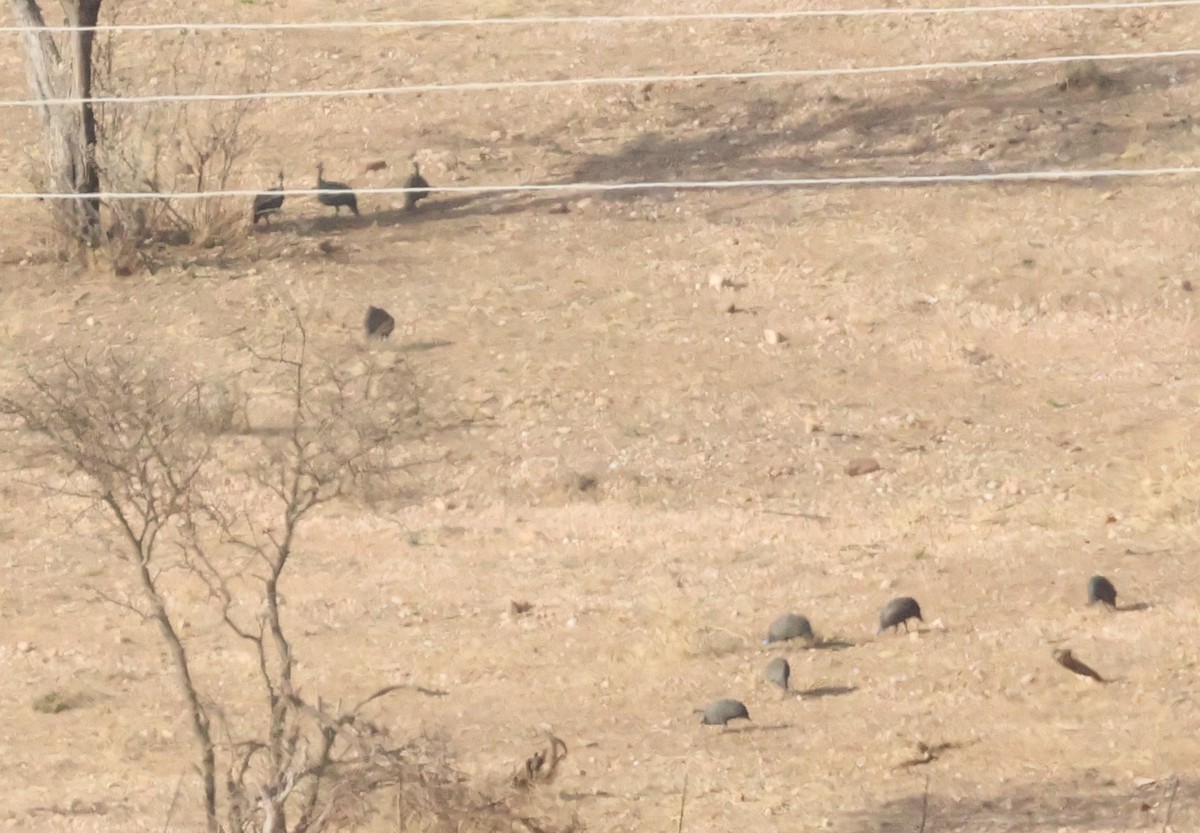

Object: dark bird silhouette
[316,163,359,216]
[403,162,431,211]
[252,171,285,225]
[878,596,923,634]
[1053,648,1107,683]
[1088,575,1117,608]
[764,613,814,645]
[765,657,790,691]
[700,699,751,726]
[365,305,395,339]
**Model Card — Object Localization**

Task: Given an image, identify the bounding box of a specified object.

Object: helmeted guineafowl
[1087,575,1117,608]
[252,171,285,225]
[764,612,814,645]
[365,305,395,339]
[765,657,790,691]
[700,699,751,726]
[316,163,359,216]
[878,596,923,634]
[403,162,431,211]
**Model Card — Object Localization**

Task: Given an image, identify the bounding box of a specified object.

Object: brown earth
[1,0,1200,831]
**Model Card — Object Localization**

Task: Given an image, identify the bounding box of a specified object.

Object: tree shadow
[263,59,1200,240]
[844,775,1194,833]
[559,60,1199,202]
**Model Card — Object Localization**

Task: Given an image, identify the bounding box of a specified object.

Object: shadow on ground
[260,60,1200,237]
[844,775,1195,833]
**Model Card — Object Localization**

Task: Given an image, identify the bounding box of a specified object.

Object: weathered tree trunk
[7,0,103,249]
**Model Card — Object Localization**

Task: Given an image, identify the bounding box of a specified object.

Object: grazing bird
[315,163,359,216]
[765,657,790,691]
[1053,648,1107,683]
[764,612,814,645]
[1087,575,1117,608]
[878,596,923,634]
[364,305,395,339]
[700,699,751,726]
[252,171,285,226]
[403,161,431,211]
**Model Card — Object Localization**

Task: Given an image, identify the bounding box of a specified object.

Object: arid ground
[1,0,1200,830]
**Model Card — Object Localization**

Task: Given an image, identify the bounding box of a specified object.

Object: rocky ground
[1,0,1200,830]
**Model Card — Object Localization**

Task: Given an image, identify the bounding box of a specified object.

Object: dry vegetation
[2,0,1200,831]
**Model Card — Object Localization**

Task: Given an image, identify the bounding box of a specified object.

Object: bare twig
[1162,776,1178,833]
[0,338,528,833]
[160,769,185,833]
[677,769,688,833]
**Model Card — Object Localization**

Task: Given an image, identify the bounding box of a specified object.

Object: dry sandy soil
[2,0,1200,830]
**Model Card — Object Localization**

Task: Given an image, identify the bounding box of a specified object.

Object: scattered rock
[549,202,570,214]
[32,691,72,714]
[846,458,880,477]
[509,600,534,616]
[688,627,743,657]
[363,159,387,173]
[763,329,784,345]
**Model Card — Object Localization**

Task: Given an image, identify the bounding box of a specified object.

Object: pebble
[846,458,881,477]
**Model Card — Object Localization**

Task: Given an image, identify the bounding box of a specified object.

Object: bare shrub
[89,30,268,272]
[0,324,570,833]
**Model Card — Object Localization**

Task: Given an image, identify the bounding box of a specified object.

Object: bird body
[365,305,395,339]
[878,596,923,634]
[765,657,790,691]
[403,162,431,211]
[252,171,285,225]
[316,163,359,216]
[700,699,751,726]
[764,612,814,645]
[1087,575,1117,608]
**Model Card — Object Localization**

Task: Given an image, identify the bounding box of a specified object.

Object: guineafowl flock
[250,159,435,227]
[702,574,1129,729]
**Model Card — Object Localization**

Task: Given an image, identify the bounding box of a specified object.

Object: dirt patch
[2,1,1200,831]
